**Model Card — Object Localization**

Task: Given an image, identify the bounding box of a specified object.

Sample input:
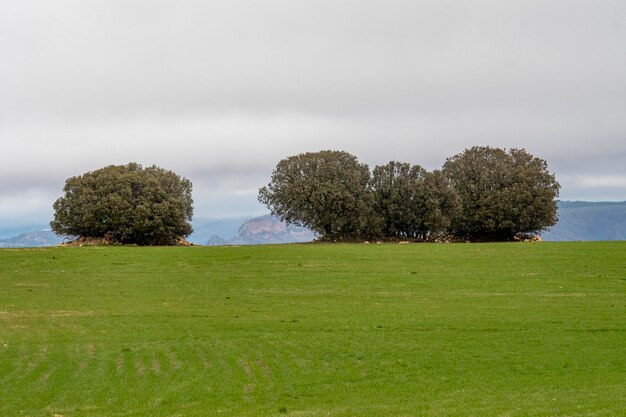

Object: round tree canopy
[443,146,560,240]
[258,150,373,239]
[51,163,193,245]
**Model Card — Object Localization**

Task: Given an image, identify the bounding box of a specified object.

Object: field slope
[1,242,625,417]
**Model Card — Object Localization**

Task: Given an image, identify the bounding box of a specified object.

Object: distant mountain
[541,201,626,241]
[206,234,228,246]
[0,224,50,240]
[0,230,64,248]
[190,215,316,245]
[187,216,252,245]
[227,214,316,245]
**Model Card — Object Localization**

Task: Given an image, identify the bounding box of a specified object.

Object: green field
[1,242,625,417]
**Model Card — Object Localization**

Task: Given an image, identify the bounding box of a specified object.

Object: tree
[418,169,460,237]
[51,163,193,245]
[370,161,427,238]
[258,150,373,239]
[442,146,559,240]
[370,163,460,239]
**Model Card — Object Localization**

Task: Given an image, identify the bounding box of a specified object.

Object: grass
[0,242,625,417]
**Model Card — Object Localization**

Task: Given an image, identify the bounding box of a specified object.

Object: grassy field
[0,242,625,417]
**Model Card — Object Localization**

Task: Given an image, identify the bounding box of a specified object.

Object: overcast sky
[1,0,625,229]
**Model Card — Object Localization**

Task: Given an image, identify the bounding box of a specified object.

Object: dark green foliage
[420,169,461,236]
[443,146,560,240]
[258,150,374,239]
[261,147,559,241]
[51,163,193,245]
[370,162,458,239]
[370,161,426,238]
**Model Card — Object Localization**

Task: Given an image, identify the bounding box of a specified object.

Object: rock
[228,215,316,245]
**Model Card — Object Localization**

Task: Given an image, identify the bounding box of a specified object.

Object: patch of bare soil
[61,236,195,246]
[342,233,543,244]
[61,236,120,247]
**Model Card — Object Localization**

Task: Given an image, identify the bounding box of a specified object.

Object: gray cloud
[1,0,625,226]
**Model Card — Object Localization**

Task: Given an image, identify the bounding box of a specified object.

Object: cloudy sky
[1,0,625,229]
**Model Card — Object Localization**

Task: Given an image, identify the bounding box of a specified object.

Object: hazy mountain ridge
[187,216,251,245]
[227,214,316,245]
[541,201,626,241]
[0,230,64,248]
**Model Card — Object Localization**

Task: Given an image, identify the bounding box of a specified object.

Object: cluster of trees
[50,146,559,246]
[51,163,193,245]
[258,147,560,241]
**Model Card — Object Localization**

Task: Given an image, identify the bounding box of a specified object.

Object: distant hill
[0,224,50,240]
[206,234,229,246]
[228,214,316,245]
[541,201,626,241]
[187,216,252,245]
[0,230,64,248]
[189,215,316,245]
